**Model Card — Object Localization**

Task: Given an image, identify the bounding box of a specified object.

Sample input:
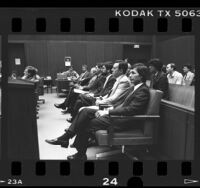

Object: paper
[74,88,89,94]
[15,58,21,65]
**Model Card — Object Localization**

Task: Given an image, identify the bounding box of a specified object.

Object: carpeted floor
[37,92,112,160]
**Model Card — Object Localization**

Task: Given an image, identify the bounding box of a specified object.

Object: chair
[44,76,53,93]
[37,78,45,104]
[95,89,163,160]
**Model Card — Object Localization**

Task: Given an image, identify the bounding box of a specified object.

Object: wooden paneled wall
[24,42,123,81]
[155,36,195,72]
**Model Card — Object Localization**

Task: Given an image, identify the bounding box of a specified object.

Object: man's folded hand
[95,110,109,118]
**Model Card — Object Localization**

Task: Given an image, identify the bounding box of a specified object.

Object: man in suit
[149,58,169,100]
[75,60,131,112]
[45,65,150,160]
[182,64,195,86]
[95,60,131,106]
[75,64,91,86]
[68,62,116,122]
[63,66,79,81]
[54,66,98,111]
[166,63,183,85]
[84,65,106,95]
[66,60,129,122]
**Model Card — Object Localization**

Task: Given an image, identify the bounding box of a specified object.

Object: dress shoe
[66,117,73,123]
[67,153,87,160]
[70,138,96,148]
[61,110,70,114]
[54,103,66,110]
[45,138,69,147]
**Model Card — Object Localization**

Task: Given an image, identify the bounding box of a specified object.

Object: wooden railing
[158,84,194,160]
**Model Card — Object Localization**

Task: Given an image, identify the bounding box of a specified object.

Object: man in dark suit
[54,64,103,111]
[46,65,150,160]
[68,62,116,121]
[76,64,91,86]
[148,58,169,100]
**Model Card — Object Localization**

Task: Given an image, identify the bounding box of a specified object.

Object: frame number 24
[103,178,118,186]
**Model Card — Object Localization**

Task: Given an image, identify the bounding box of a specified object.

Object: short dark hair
[82,64,88,69]
[148,58,163,71]
[161,65,167,73]
[183,64,192,70]
[96,62,103,68]
[135,65,149,82]
[27,68,36,77]
[103,61,113,73]
[115,60,128,74]
[169,63,176,70]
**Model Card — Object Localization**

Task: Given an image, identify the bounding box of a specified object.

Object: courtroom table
[7,79,39,159]
[55,78,72,97]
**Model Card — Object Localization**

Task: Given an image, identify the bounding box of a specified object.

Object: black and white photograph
[6,34,195,161]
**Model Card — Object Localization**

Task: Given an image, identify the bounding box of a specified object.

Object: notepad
[74,88,89,94]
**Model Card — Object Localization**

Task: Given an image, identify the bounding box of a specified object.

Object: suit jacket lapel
[122,84,145,106]
[110,75,126,96]
[103,74,112,89]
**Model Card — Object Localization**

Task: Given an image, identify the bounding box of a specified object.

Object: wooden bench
[168,84,194,108]
[158,84,194,160]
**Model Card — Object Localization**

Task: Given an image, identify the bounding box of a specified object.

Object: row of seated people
[45,58,169,160]
[163,63,195,86]
[10,66,41,81]
[55,61,133,122]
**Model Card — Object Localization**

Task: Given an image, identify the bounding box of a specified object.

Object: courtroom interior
[1,35,195,160]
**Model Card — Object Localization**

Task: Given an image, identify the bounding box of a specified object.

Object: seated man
[64,66,79,81]
[54,67,98,110]
[149,58,169,100]
[166,63,183,85]
[21,66,40,81]
[72,64,91,86]
[126,62,132,77]
[68,62,116,121]
[182,64,195,86]
[54,64,105,113]
[66,60,130,121]
[95,60,131,106]
[80,63,106,94]
[68,60,131,121]
[45,65,150,160]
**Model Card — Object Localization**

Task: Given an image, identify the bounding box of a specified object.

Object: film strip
[0,7,199,186]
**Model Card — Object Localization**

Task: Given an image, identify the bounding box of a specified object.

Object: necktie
[102,75,111,89]
[109,80,118,97]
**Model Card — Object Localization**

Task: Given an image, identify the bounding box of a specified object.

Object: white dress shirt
[182,71,194,86]
[167,71,183,85]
